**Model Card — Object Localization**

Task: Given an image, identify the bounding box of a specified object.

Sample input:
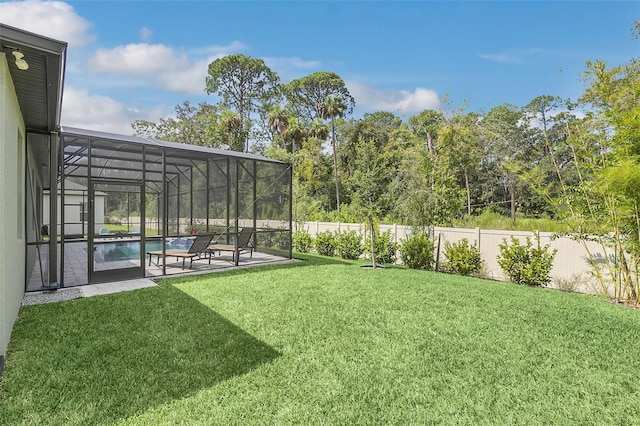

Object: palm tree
[267,105,290,150]
[307,119,329,141]
[318,96,346,211]
[284,117,307,153]
[220,110,243,151]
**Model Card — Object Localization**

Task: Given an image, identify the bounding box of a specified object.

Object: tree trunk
[331,119,341,212]
[426,132,435,160]
[510,179,517,221]
[369,219,377,269]
[464,167,471,216]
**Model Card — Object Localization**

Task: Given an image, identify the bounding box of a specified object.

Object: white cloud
[479,48,563,64]
[478,53,522,64]
[87,43,188,75]
[139,27,152,42]
[0,0,93,47]
[347,81,440,114]
[85,42,247,95]
[189,41,246,56]
[156,57,218,95]
[61,87,166,134]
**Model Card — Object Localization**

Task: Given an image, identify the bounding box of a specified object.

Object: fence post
[476,227,481,248]
[435,233,442,271]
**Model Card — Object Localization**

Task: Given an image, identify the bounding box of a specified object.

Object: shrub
[497,233,557,286]
[314,231,337,257]
[292,229,313,253]
[399,232,435,270]
[273,230,291,250]
[442,238,483,276]
[366,229,398,264]
[258,232,274,247]
[335,230,364,260]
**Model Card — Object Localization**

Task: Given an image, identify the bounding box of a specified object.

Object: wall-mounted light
[12,51,29,70]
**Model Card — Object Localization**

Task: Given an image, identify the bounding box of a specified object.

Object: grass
[1,254,640,424]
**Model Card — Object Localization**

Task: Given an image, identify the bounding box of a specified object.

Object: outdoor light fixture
[12,51,29,70]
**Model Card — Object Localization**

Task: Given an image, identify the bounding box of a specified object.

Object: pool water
[94,239,193,262]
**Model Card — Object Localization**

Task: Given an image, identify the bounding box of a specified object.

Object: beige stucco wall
[0,53,27,360]
[43,192,105,235]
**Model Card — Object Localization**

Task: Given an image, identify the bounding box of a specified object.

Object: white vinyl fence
[298,221,613,295]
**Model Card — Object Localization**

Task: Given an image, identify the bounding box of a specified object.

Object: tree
[284,117,308,153]
[391,147,463,227]
[481,104,538,220]
[339,111,402,182]
[438,112,482,215]
[350,137,391,268]
[267,105,290,150]
[318,96,347,212]
[132,101,222,147]
[219,109,245,152]
[284,72,354,122]
[205,54,280,152]
[407,109,445,161]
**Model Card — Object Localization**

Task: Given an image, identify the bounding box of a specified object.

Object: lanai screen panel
[236,159,255,230]
[144,147,163,237]
[57,127,292,285]
[255,161,292,256]
[208,158,230,237]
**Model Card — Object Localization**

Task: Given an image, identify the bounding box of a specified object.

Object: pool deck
[27,240,293,294]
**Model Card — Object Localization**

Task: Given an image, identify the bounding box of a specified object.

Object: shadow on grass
[1,284,280,424]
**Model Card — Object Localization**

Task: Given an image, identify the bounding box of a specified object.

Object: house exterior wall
[0,53,27,363]
[43,192,105,235]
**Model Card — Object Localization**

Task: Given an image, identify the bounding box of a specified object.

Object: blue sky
[1,1,638,134]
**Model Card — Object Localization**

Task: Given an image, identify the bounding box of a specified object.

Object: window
[80,202,87,222]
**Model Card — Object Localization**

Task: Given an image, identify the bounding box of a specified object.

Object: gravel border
[22,288,83,306]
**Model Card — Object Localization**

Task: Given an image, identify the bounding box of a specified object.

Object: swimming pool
[94,239,193,262]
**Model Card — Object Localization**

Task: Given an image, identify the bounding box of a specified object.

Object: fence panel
[299,221,616,295]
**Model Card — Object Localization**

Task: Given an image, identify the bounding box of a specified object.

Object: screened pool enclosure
[29,127,292,289]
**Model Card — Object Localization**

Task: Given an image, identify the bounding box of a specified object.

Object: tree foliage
[284,72,354,122]
[205,54,280,151]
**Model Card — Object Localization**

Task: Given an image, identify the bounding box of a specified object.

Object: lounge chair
[208,227,255,262]
[147,233,215,270]
[99,227,111,235]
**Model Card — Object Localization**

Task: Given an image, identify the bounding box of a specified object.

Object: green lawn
[1,254,639,425]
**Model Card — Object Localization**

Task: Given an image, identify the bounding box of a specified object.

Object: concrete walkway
[22,278,157,306]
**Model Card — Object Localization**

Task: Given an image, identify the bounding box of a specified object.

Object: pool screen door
[89,180,144,283]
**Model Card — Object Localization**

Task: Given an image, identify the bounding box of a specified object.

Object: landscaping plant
[442,238,483,276]
[399,231,435,270]
[292,229,313,253]
[497,233,557,286]
[367,229,398,265]
[314,230,337,257]
[335,230,364,260]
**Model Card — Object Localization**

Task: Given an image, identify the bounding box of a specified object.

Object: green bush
[314,231,337,257]
[442,238,483,276]
[497,233,557,286]
[335,230,364,260]
[292,229,313,253]
[257,232,274,247]
[273,230,291,250]
[399,232,435,270]
[366,229,398,264]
